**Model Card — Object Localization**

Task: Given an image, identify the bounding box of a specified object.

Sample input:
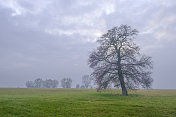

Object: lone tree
[88,25,153,96]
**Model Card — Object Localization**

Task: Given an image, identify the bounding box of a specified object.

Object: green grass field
[0,88,176,117]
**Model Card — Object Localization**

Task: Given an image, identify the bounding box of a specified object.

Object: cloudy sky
[0,0,176,88]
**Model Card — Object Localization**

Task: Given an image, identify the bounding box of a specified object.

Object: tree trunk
[117,49,128,96]
[118,71,128,96]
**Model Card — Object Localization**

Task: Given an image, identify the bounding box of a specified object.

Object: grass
[0,88,176,117]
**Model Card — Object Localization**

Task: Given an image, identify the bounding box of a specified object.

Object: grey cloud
[0,0,176,88]
[0,7,95,87]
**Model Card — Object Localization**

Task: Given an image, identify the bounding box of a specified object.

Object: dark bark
[88,25,153,96]
[118,71,128,96]
[117,47,128,96]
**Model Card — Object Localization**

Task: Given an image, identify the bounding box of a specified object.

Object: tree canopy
[88,25,153,96]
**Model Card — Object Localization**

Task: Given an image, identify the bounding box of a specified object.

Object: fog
[0,0,176,89]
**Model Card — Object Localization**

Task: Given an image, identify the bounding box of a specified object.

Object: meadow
[0,88,176,117]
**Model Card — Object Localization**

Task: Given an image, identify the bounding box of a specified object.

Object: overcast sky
[0,0,176,88]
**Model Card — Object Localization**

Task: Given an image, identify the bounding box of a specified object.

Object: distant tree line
[26,78,59,88]
[26,75,93,88]
[26,78,73,88]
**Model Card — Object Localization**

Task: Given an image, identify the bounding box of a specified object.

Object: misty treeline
[26,75,93,88]
[26,78,59,88]
[26,78,72,88]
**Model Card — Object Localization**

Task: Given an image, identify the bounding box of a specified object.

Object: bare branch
[88,25,153,95]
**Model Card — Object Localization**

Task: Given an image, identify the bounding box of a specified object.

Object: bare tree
[76,84,80,88]
[52,80,59,88]
[34,78,43,88]
[43,79,52,88]
[61,78,72,88]
[88,25,153,96]
[82,75,92,88]
[26,81,34,88]
[80,85,85,88]
[43,79,59,88]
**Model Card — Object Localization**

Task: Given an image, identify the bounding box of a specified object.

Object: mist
[0,0,176,89]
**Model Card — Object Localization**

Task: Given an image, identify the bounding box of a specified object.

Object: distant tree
[44,79,59,88]
[76,84,80,88]
[26,81,34,88]
[82,75,92,88]
[61,78,72,88]
[80,85,85,88]
[43,79,52,88]
[52,80,59,88]
[88,25,153,96]
[42,79,59,88]
[34,78,43,88]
